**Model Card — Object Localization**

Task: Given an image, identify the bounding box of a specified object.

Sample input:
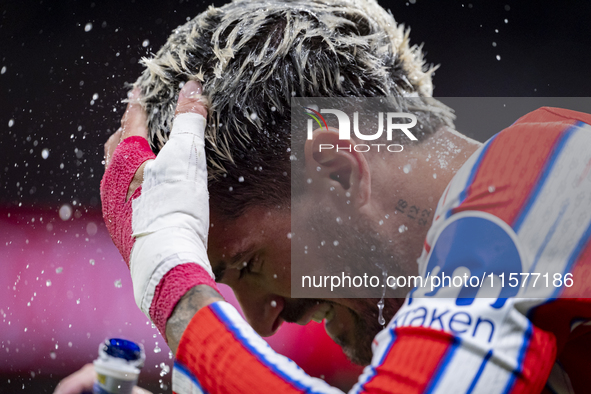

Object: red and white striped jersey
[172,107,591,394]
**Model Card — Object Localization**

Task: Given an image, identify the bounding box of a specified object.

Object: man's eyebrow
[213,249,252,282]
[213,262,227,283]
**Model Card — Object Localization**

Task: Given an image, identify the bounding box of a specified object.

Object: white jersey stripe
[172,360,207,394]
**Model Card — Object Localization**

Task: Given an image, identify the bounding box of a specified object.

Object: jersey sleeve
[172,301,344,394]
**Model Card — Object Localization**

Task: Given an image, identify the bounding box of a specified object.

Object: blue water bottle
[93,338,146,394]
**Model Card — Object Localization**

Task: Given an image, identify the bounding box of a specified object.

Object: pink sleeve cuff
[149,263,220,339]
[100,136,155,266]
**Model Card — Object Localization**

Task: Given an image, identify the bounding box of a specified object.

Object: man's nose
[233,285,285,337]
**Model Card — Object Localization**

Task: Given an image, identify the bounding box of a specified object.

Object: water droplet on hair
[336,217,343,225]
[84,23,93,32]
[333,240,339,246]
[142,39,150,47]
[270,300,277,308]
[238,176,244,182]
[8,119,14,127]
[398,225,407,233]
[41,149,49,159]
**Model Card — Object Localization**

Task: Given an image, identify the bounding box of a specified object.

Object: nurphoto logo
[305,107,418,153]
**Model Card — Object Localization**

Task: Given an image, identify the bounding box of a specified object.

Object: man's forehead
[209,205,290,254]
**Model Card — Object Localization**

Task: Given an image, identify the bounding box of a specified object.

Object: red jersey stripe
[451,121,569,225]
[359,327,455,393]
[506,326,556,394]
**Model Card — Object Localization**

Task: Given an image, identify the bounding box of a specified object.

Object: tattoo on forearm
[395,199,431,226]
[165,285,223,354]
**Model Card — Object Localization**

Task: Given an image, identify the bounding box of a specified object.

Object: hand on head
[100,80,217,341]
[103,81,206,201]
[53,363,153,394]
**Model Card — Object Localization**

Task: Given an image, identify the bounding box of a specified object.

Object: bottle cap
[103,338,143,362]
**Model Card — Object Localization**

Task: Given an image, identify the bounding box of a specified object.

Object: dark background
[1,0,591,209]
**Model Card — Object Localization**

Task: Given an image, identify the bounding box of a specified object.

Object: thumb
[176,80,207,118]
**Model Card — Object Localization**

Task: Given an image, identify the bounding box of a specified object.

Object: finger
[126,160,149,202]
[175,80,207,118]
[104,128,123,170]
[53,363,95,394]
[132,386,154,394]
[121,87,149,141]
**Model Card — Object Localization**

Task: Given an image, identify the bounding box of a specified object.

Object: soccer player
[58,0,591,393]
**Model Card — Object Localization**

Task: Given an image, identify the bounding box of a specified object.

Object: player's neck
[373,126,481,213]
[416,126,482,202]
[366,127,481,273]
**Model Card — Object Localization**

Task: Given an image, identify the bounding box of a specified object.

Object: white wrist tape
[129,113,213,316]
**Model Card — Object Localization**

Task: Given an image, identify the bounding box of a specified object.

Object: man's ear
[304,127,371,209]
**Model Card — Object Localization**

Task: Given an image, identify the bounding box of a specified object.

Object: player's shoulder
[511,106,591,127]
[431,106,591,228]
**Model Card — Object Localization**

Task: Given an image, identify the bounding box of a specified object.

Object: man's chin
[328,329,374,366]
[323,299,403,366]
[323,305,375,366]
